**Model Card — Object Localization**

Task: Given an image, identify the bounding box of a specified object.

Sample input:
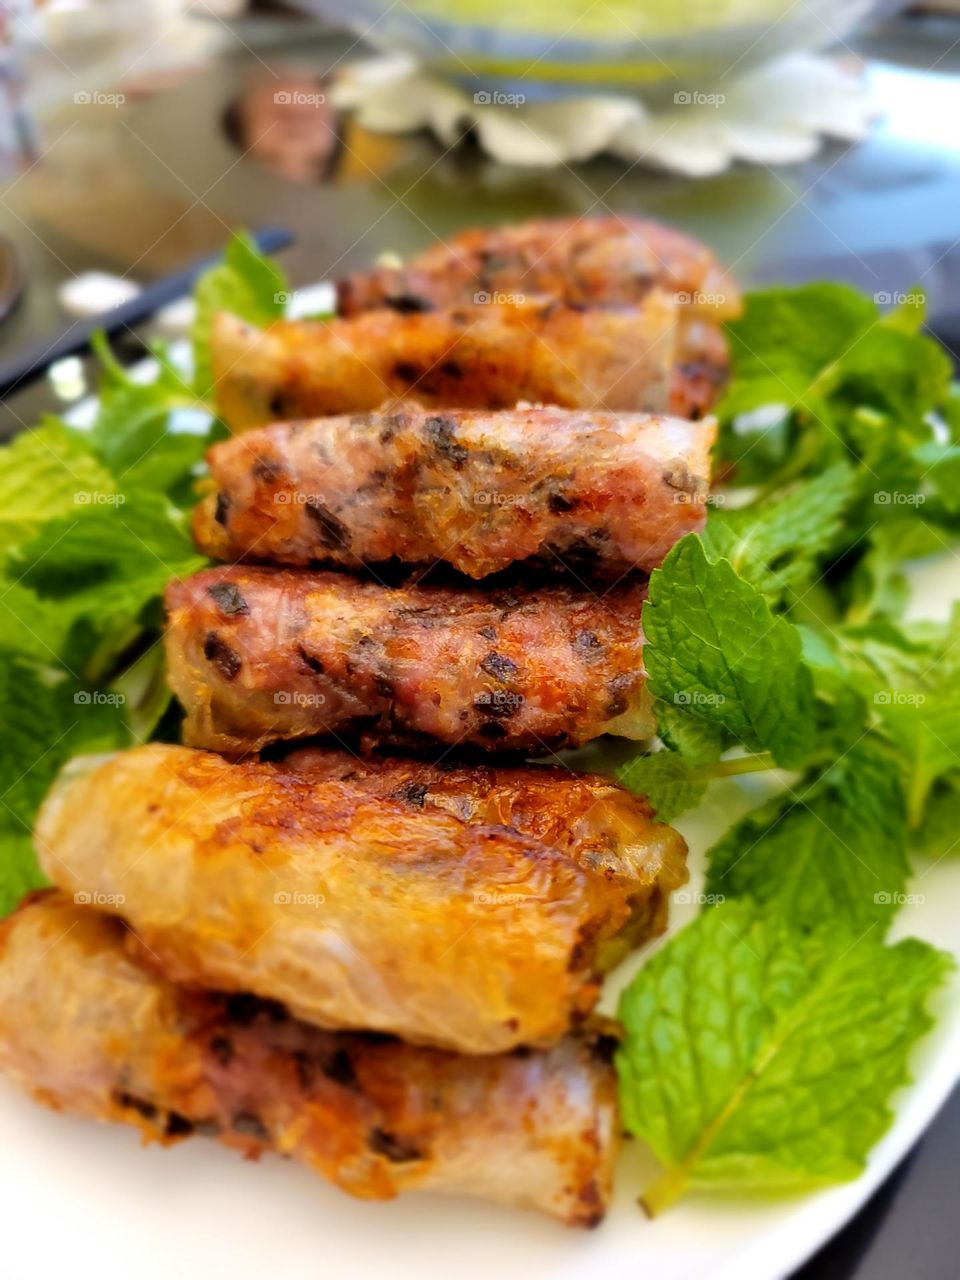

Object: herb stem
[704,753,777,778]
[907,772,927,831]
[640,1168,690,1217]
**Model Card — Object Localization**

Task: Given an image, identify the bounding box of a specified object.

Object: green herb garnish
[0,246,955,1216]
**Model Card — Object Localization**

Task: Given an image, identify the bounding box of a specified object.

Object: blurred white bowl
[301,0,878,98]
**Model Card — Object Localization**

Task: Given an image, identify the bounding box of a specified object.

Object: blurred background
[1,1,960,389]
[0,2,958,1276]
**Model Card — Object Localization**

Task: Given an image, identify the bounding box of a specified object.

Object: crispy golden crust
[333,216,739,419]
[211,295,678,433]
[0,894,619,1225]
[192,403,715,579]
[164,566,653,755]
[35,745,650,1054]
[336,215,740,320]
[282,746,688,964]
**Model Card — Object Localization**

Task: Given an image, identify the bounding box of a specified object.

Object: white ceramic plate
[0,432,956,1280]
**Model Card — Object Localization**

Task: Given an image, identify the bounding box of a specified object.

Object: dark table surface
[1,8,958,1277]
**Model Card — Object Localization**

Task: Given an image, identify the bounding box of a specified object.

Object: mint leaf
[88,333,211,501]
[830,322,951,430]
[0,823,48,919]
[0,418,116,556]
[717,285,952,492]
[617,901,952,1213]
[192,232,288,396]
[723,284,877,386]
[643,536,814,766]
[844,518,947,625]
[914,440,960,514]
[616,750,707,823]
[0,581,73,664]
[877,690,960,828]
[0,660,75,826]
[814,611,960,826]
[705,745,910,931]
[0,658,128,903]
[703,463,856,602]
[90,331,195,447]
[616,702,727,821]
[120,431,211,511]
[913,779,960,857]
[838,619,945,693]
[797,625,872,755]
[10,491,205,682]
[655,698,727,763]
[13,490,203,602]
[722,284,950,423]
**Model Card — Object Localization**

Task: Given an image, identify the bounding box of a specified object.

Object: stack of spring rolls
[0,217,737,1228]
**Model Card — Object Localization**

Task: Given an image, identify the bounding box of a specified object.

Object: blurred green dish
[305,0,875,95]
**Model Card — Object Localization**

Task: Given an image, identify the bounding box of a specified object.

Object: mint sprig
[617,901,952,1214]
[192,231,288,396]
[704,744,910,932]
[643,536,814,767]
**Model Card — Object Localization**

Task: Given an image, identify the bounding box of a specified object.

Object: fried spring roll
[193,404,715,579]
[282,746,688,962]
[0,894,619,1225]
[211,295,677,433]
[164,566,653,755]
[337,215,740,320]
[334,216,740,419]
[35,745,655,1054]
